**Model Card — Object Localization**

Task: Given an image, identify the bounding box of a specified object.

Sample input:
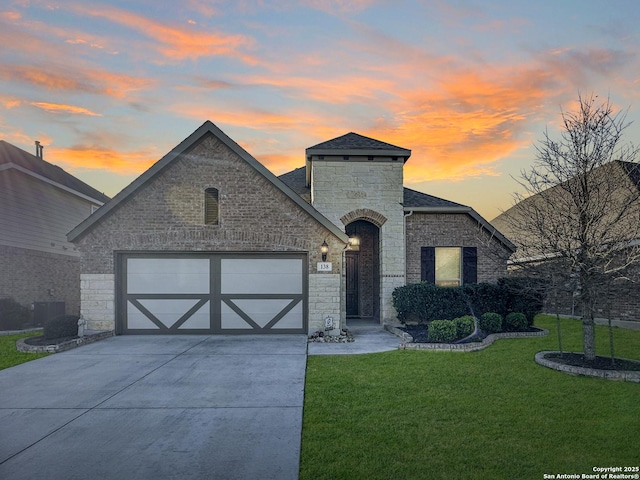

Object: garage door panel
[127,300,161,330]
[221,259,303,294]
[272,302,303,329]
[127,258,209,294]
[120,254,307,334]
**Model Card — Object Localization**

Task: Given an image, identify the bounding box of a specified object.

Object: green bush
[0,298,31,331]
[479,312,503,334]
[44,315,79,340]
[453,316,475,339]
[505,312,528,332]
[498,277,545,326]
[428,320,457,343]
[392,280,543,326]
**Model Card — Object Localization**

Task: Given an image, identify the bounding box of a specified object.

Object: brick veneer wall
[73,133,344,331]
[405,213,511,284]
[0,244,80,315]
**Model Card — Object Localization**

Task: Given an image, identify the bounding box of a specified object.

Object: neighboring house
[68,121,514,335]
[492,160,640,329]
[0,140,110,320]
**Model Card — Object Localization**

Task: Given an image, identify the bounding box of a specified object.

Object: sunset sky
[2,0,640,220]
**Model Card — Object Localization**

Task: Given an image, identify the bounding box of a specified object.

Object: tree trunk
[582,311,596,362]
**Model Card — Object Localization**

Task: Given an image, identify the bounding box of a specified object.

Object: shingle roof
[278,167,309,198]
[403,187,467,208]
[620,160,640,190]
[307,132,407,151]
[306,132,411,159]
[0,140,110,203]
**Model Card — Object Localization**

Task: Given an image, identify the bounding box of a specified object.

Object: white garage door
[118,253,307,334]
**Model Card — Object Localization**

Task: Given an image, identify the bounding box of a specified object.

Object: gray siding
[0,169,98,256]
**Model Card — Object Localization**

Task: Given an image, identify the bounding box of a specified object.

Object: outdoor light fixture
[349,236,360,251]
[320,240,329,261]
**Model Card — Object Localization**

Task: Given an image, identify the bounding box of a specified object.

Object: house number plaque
[317,262,332,272]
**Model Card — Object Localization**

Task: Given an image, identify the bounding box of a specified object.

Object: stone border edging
[16,331,115,354]
[535,351,640,383]
[384,324,548,352]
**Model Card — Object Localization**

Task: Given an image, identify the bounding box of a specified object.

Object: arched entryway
[345,220,380,321]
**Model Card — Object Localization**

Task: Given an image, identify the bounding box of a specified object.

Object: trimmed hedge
[505,312,528,332]
[428,320,457,343]
[44,315,79,340]
[453,316,475,339]
[479,312,503,334]
[392,280,543,325]
[0,298,31,331]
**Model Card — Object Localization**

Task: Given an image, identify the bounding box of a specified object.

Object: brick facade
[74,133,344,331]
[0,244,80,316]
[405,213,511,284]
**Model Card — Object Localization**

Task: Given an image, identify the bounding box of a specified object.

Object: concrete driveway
[0,334,307,480]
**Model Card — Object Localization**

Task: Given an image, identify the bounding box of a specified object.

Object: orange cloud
[30,102,102,116]
[0,64,154,98]
[71,3,256,64]
[48,145,157,174]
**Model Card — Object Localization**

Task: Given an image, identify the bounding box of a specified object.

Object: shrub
[479,312,503,334]
[0,298,31,331]
[505,312,528,332]
[428,320,457,343]
[453,315,475,339]
[392,280,544,326]
[44,315,79,340]
[498,277,545,326]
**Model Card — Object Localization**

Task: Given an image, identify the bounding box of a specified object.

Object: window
[421,247,477,285]
[435,247,461,286]
[204,188,219,225]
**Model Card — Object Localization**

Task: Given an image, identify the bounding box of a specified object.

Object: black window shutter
[462,247,477,284]
[421,247,435,283]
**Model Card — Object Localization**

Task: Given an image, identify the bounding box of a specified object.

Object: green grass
[300,315,640,480]
[0,332,49,370]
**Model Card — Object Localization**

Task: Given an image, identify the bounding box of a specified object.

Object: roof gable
[68,121,349,243]
[0,140,110,204]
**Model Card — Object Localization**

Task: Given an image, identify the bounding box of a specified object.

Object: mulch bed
[544,352,640,371]
[24,334,79,346]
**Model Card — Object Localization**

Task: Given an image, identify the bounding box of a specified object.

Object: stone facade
[79,274,114,331]
[0,244,80,316]
[405,213,511,284]
[73,133,344,332]
[310,159,405,322]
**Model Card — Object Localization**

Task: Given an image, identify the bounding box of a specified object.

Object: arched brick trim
[340,209,387,227]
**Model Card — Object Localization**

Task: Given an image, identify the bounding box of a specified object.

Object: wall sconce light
[320,240,329,262]
[348,236,360,251]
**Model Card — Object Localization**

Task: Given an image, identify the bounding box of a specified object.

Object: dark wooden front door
[346,251,359,316]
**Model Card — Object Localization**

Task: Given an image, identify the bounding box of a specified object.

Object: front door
[346,251,359,316]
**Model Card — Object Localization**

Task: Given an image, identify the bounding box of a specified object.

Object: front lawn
[0,332,49,370]
[301,315,640,480]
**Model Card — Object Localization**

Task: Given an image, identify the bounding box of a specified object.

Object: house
[0,140,110,321]
[68,121,514,334]
[491,160,640,330]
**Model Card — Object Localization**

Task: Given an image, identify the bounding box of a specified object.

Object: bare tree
[500,93,640,362]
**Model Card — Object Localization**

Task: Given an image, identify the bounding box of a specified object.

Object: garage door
[117,253,307,334]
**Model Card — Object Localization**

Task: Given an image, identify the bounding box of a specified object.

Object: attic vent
[204,188,219,225]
